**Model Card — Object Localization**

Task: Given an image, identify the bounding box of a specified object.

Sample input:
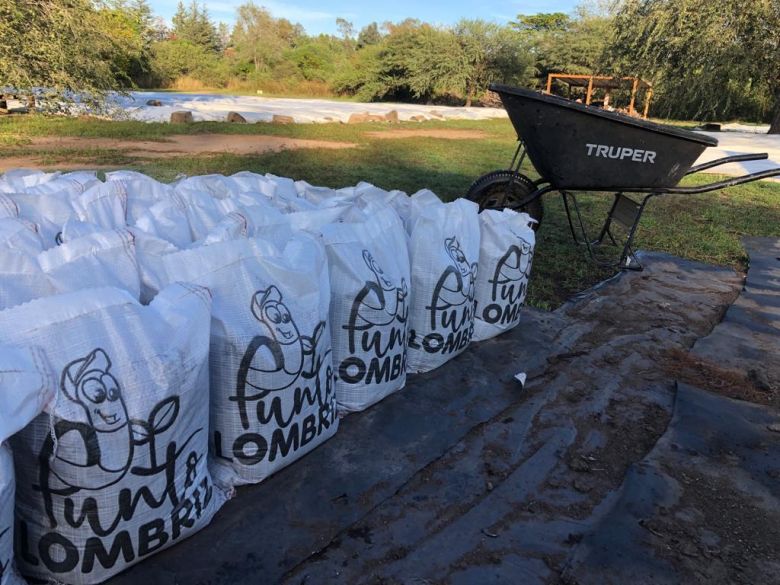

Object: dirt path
[0,134,357,171]
[0,129,485,173]
[364,129,489,140]
[0,157,120,172]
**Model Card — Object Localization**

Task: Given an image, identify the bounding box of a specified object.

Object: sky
[151,0,581,35]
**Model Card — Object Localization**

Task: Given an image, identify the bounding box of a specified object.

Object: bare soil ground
[0,134,357,171]
[0,129,485,172]
[661,347,777,406]
[0,157,121,171]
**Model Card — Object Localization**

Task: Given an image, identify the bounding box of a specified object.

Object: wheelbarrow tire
[466,170,544,229]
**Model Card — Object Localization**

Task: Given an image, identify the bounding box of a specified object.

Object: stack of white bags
[0,168,534,585]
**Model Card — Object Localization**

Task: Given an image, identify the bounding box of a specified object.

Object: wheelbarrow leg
[561,191,581,244]
[595,193,622,247]
[617,194,655,271]
[561,191,608,263]
[509,141,527,173]
[561,190,652,271]
[561,191,596,247]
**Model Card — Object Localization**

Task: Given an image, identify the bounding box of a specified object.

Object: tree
[389,24,461,102]
[511,12,570,32]
[357,22,382,48]
[379,18,424,37]
[232,2,301,78]
[99,0,160,86]
[149,16,170,42]
[333,20,435,102]
[171,0,220,52]
[336,18,355,40]
[149,39,226,86]
[288,35,348,82]
[0,0,145,108]
[334,19,530,106]
[217,22,231,51]
[336,17,355,51]
[608,0,780,132]
[94,7,145,87]
[514,7,613,84]
[454,20,531,106]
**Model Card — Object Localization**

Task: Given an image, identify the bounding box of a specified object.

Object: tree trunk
[768,86,780,134]
[466,83,474,107]
[769,103,780,134]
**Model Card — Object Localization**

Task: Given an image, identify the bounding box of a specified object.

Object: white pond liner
[113,92,509,124]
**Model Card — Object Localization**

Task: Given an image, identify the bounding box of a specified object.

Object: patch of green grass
[0,114,514,144]
[632,174,780,266]
[648,117,701,129]
[2,115,778,309]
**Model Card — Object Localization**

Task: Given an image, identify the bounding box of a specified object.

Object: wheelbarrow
[467,84,780,270]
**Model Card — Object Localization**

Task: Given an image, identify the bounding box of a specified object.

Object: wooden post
[628,78,639,115]
[546,74,553,94]
[585,77,594,105]
[643,88,653,119]
[603,89,611,107]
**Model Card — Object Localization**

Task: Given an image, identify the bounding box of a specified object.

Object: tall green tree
[287,35,348,82]
[392,25,461,102]
[336,18,355,40]
[357,22,382,48]
[336,17,355,52]
[172,0,221,52]
[609,0,780,131]
[0,0,146,107]
[149,38,226,86]
[232,2,301,77]
[334,21,435,101]
[512,12,571,32]
[514,7,613,84]
[100,0,158,86]
[454,20,531,106]
[335,19,529,105]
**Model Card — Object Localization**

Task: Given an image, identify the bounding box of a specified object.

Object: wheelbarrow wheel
[466,170,544,229]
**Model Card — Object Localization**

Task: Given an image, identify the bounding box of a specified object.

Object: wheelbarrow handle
[686,153,769,175]
[597,167,780,194]
[658,167,780,194]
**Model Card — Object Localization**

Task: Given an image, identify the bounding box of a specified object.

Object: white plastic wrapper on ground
[113,92,509,124]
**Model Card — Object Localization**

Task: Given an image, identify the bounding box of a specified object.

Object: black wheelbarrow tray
[467,83,780,270]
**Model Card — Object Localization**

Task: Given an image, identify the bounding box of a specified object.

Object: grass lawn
[1,114,778,310]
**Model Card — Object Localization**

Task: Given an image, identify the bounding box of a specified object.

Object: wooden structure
[544,74,653,119]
